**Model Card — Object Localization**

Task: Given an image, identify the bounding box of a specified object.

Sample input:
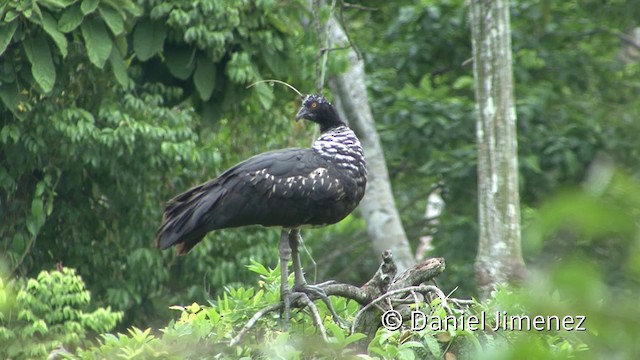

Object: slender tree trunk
[325,17,415,272]
[470,0,527,299]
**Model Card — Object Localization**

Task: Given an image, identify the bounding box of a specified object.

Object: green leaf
[4,11,20,22]
[0,124,21,144]
[165,47,195,80]
[114,33,128,55]
[109,46,129,88]
[81,0,99,15]
[26,218,38,237]
[81,18,113,69]
[38,0,75,9]
[32,198,44,219]
[58,5,84,33]
[262,45,287,76]
[343,332,367,346]
[133,18,166,61]
[0,83,20,114]
[254,82,274,110]
[30,1,44,23]
[194,57,215,101]
[98,4,124,36]
[41,10,68,57]
[423,335,442,358]
[0,22,18,57]
[23,33,56,93]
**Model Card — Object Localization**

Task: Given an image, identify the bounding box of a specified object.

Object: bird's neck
[312,126,366,176]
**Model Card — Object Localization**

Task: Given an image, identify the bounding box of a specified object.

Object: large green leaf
[58,4,84,33]
[261,45,287,77]
[41,10,68,57]
[194,57,216,101]
[109,46,129,88]
[254,82,273,110]
[99,4,124,36]
[0,22,18,57]
[81,0,99,15]
[132,18,166,61]
[0,82,20,114]
[81,18,113,69]
[165,47,195,80]
[38,0,76,10]
[22,33,56,93]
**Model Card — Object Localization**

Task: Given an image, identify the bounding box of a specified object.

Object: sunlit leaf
[80,0,99,15]
[99,4,124,36]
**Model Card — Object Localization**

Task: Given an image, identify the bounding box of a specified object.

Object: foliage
[71,261,371,359]
[520,169,640,359]
[65,250,623,359]
[346,0,640,296]
[7,165,637,358]
[0,267,122,359]
[0,0,322,328]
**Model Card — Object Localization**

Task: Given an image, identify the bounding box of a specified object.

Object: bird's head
[295,94,345,132]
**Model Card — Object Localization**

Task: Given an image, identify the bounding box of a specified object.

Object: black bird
[155,94,367,324]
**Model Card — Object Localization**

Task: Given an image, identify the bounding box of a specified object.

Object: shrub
[0,267,122,359]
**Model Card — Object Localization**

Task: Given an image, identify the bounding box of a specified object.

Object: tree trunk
[470,0,527,299]
[325,17,415,273]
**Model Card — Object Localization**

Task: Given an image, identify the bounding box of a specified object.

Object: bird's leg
[288,229,341,324]
[279,228,292,330]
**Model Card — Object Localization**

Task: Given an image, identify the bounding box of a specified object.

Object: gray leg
[289,229,341,324]
[279,228,292,329]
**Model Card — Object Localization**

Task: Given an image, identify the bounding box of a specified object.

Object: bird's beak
[295,107,308,122]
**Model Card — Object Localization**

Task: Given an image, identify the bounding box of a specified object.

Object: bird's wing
[226,148,346,202]
[155,148,347,254]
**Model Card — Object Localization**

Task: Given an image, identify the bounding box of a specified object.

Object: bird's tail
[155,181,225,255]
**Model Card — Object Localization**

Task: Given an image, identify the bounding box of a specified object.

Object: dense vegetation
[1,0,639,358]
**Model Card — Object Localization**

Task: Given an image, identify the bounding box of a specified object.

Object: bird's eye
[311,102,317,108]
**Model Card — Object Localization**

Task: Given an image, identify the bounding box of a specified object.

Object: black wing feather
[155,148,347,254]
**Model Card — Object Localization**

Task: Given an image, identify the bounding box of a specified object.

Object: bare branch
[350,284,449,334]
[617,31,640,52]
[341,2,378,11]
[336,0,362,60]
[229,303,281,346]
[229,253,454,348]
[299,294,329,341]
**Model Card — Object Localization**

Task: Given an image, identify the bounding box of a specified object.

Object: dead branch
[228,251,452,349]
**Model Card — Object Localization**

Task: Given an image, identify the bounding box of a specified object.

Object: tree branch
[228,251,447,347]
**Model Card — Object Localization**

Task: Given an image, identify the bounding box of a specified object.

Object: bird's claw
[292,282,341,325]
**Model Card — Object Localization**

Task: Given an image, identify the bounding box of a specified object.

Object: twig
[11,234,38,276]
[449,298,476,306]
[319,46,352,54]
[341,2,378,11]
[336,0,362,60]
[229,303,281,346]
[617,31,640,52]
[299,294,329,341]
[312,0,324,94]
[350,285,448,334]
[11,170,63,276]
[298,234,319,284]
[419,284,452,315]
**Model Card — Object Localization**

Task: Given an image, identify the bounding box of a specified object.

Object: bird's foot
[291,282,342,326]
